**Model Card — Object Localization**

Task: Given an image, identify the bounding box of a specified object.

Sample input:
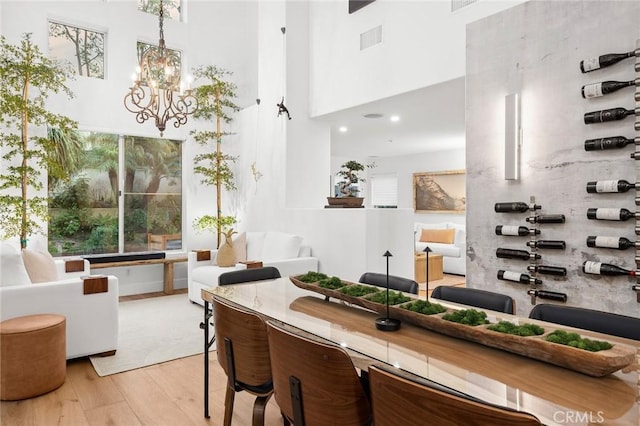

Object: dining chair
[358,272,419,294]
[212,296,273,426]
[218,266,282,286]
[431,286,515,314]
[368,364,541,426]
[202,266,281,418]
[529,303,640,341]
[265,320,372,426]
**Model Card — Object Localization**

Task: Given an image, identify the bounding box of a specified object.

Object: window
[370,173,398,208]
[48,21,105,79]
[48,131,182,256]
[138,0,182,20]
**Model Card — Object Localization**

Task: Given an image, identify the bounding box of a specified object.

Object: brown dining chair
[265,320,372,426]
[212,296,273,426]
[369,364,541,426]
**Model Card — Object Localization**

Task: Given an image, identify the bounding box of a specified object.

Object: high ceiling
[318,77,466,159]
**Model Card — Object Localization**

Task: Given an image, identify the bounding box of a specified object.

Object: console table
[90,256,187,294]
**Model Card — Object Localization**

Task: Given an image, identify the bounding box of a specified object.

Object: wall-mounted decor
[349,0,375,14]
[413,170,465,214]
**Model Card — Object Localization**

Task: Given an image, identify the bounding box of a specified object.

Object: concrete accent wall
[466,0,640,317]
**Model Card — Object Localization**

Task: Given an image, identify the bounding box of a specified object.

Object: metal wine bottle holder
[526,195,543,305]
[634,38,640,303]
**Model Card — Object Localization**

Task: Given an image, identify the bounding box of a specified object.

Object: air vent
[360,25,382,50]
[451,0,478,12]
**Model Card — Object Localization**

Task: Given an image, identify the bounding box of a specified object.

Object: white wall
[308,0,527,117]
[466,0,640,317]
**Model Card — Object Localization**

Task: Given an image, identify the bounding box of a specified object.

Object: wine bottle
[580,50,637,73]
[527,289,568,302]
[586,236,638,250]
[494,202,541,213]
[527,240,566,250]
[581,80,638,98]
[584,107,638,124]
[584,136,635,151]
[497,270,542,285]
[526,214,565,224]
[587,207,638,221]
[527,264,567,276]
[586,179,636,193]
[582,261,636,277]
[495,225,540,236]
[496,248,541,261]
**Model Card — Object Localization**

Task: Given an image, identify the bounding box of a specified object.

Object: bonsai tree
[190,65,239,247]
[336,160,374,197]
[0,33,78,248]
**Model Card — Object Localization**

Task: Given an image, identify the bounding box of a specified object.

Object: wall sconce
[504,93,521,180]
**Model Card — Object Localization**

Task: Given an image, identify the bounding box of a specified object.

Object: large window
[138,0,181,20]
[48,21,105,79]
[48,131,182,256]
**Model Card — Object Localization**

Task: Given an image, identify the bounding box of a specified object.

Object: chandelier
[124,0,198,136]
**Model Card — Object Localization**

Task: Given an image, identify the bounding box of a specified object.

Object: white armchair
[188,231,319,305]
[0,243,119,359]
[414,222,466,276]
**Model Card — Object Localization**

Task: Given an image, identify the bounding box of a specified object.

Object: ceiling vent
[360,25,382,50]
[451,0,478,12]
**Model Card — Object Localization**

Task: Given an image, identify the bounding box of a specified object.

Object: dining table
[201,277,639,426]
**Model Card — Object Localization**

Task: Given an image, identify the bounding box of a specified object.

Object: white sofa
[0,244,119,359]
[414,222,466,276]
[188,231,319,305]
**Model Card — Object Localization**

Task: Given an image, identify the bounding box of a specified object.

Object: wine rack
[494,196,568,304]
[635,38,640,303]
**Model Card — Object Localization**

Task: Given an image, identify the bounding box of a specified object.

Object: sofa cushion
[419,228,455,244]
[191,264,241,287]
[234,232,247,262]
[22,249,58,283]
[0,243,32,286]
[415,241,461,258]
[246,232,266,260]
[262,232,303,262]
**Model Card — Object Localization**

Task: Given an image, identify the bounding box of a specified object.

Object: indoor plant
[327,160,374,207]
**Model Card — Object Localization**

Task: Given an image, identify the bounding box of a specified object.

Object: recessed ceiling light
[390,115,400,122]
[363,113,384,119]
[339,126,348,132]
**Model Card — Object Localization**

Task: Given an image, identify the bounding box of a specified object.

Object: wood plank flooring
[1,352,283,426]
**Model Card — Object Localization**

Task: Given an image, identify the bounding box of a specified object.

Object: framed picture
[413,170,465,213]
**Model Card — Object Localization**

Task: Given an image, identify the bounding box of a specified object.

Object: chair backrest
[212,297,272,388]
[358,272,419,295]
[529,303,640,341]
[368,364,541,426]
[431,286,514,314]
[218,266,281,286]
[265,320,371,426]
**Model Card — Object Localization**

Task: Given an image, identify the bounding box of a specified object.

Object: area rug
[89,294,211,377]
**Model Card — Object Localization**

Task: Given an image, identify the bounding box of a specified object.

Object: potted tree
[327,160,374,208]
[0,33,78,248]
[190,65,239,248]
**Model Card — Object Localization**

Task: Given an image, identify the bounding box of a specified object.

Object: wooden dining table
[201,277,639,425]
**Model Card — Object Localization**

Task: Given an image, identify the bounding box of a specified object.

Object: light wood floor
[0,352,284,426]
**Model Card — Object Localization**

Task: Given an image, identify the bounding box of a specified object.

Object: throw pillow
[22,248,58,283]
[0,242,32,286]
[263,232,303,262]
[233,232,247,262]
[419,228,455,244]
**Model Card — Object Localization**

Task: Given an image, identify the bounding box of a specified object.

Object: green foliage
[365,290,412,305]
[193,151,237,191]
[297,271,329,283]
[193,215,236,234]
[339,284,380,297]
[49,176,90,209]
[487,321,545,337]
[49,211,82,237]
[545,330,613,352]
[401,300,447,315]
[0,33,77,247]
[84,222,118,253]
[336,160,375,197]
[192,65,239,124]
[318,276,345,290]
[442,309,489,326]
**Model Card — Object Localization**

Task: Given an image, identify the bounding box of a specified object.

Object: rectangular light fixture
[504,93,521,180]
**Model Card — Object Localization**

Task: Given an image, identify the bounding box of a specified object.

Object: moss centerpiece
[400,299,447,315]
[487,321,545,337]
[365,290,412,305]
[545,330,613,352]
[442,309,489,326]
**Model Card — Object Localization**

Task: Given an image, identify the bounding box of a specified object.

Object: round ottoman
[1,314,66,400]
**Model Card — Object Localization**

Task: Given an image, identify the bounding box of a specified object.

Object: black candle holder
[375,250,401,331]
[423,246,432,300]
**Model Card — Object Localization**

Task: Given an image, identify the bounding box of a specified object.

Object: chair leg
[281,411,291,426]
[251,393,273,426]
[223,385,236,426]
